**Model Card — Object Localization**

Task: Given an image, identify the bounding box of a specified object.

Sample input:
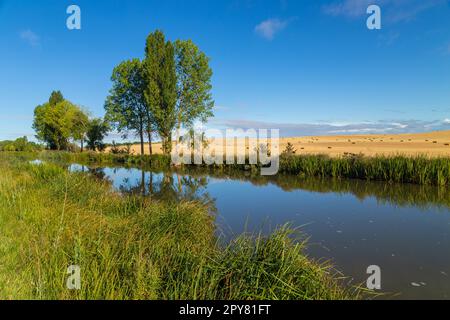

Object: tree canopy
[86,118,109,151]
[0,136,42,152]
[71,107,90,152]
[143,30,177,154]
[105,58,150,155]
[48,90,64,106]
[174,39,214,131]
[33,92,91,150]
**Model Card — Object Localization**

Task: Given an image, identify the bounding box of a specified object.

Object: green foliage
[32,148,450,187]
[48,90,64,106]
[174,39,214,130]
[144,30,177,154]
[71,107,90,151]
[279,154,450,186]
[38,150,172,171]
[86,118,109,151]
[0,136,42,152]
[33,100,71,150]
[104,30,215,156]
[33,92,90,150]
[105,59,149,155]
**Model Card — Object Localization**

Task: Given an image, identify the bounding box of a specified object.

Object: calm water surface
[69,164,450,299]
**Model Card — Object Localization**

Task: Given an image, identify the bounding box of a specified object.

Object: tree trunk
[80,139,84,153]
[175,103,182,148]
[140,131,144,156]
[162,136,167,154]
[165,133,172,155]
[147,131,153,156]
[139,120,145,156]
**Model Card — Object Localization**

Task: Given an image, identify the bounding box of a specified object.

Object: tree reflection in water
[67,164,450,211]
[113,169,216,213]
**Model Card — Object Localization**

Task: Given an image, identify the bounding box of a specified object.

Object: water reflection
[182,168,450,210]
[68,164,450,211]
[65,163,450,299]
[70,165,216,209]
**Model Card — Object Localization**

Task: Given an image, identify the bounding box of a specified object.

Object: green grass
[37,150,171,170]
[0,154,359,300]
[279,154,450,186]
[5,150,450,185]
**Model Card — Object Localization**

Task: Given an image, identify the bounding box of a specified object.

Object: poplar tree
[143,30,177,154]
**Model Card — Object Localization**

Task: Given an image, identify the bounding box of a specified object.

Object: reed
[10,150,449,185]
[279,154,450,186]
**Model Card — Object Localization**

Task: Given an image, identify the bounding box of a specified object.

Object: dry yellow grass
[105,130,450,158]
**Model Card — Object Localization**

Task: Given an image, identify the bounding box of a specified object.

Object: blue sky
[1,0,450,140]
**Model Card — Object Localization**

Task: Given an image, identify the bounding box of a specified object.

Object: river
[68,163,450,299]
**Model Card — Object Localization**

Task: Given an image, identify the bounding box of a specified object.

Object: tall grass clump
[38,151,171,171]
[279,154,450,186]
[0,155,359,300]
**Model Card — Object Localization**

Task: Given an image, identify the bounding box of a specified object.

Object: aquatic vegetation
[7,150,450,186]
[279,154,450,186]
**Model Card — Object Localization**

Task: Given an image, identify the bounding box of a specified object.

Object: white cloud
[323,0,446,23]
[209,118,450,137]
[391,122,408,129]
[323,0,376,18]
[328,128,394,134]
[255,18,289,40]
[20,30,40,47]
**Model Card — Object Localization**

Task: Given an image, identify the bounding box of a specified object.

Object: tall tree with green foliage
[105,59,151,155]
[105,31,214,155]
[144,30,177,154]
[71,108,90,152]
[174,40,214,139]
[86,118,109,151]
[33,91,90,151]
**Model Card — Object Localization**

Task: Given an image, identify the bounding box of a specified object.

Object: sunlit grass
[0,155,359,300]
[35,151,450,186]
[279,154,450,186]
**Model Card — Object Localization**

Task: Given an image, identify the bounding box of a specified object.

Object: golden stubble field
[105,130,450,158]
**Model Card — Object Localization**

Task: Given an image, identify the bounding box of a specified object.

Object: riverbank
[29,150,450,186]
[0,154,358,299]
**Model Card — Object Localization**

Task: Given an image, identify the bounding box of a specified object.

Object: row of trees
[105,30,214,155]
[32,30,213,154]
[33,91,108,151]
[0,136,42,152]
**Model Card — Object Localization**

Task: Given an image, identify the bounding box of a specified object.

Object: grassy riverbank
[279,154,450,186]
[31,151,450,186]
[0,154,357,300]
